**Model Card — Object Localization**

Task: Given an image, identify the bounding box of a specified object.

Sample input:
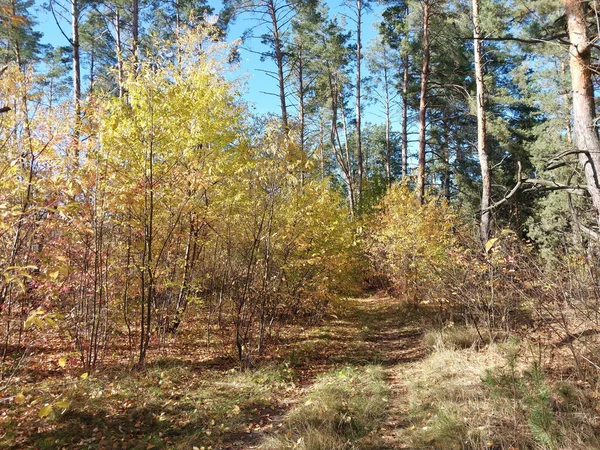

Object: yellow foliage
[366,184,457,302]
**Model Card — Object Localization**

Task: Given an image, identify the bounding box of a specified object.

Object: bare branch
[524,178,588,195]
[483,162,523,212]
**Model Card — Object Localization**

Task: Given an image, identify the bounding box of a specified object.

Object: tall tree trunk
[268,0,288,130]
[561,62,573,146]
[132,0,139,65]
[297,42,306,153]
[89,47,95,95]
[417,0,430,203]
[402,53,409,179]
[472,0,491,244]
[355,0,364,208]
[442,117,451,200]
[115,8,125,98]
[383,45,392,186]
[564,0,600,227]
[72,0,81,161]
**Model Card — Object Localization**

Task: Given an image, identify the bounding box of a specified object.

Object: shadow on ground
[5,293,425,449]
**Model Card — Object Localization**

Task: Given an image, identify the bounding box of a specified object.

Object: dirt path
[4,293,425,450]
[339,294,426,449]
[245,293,427,449]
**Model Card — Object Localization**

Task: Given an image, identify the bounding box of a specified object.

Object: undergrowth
[394,334,600,450]
[1,361,297,449]
[261,365,388,450]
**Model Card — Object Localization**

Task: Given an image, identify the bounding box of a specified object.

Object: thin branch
[465,34,569,46]
[48,0,74,46]
[482,162,523,212]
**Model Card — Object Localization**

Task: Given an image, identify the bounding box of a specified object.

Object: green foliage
[366,183,457,302]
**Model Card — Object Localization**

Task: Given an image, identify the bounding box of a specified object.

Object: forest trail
[334,294,427,449]
[4,293,429,450]
[248,293,428,449]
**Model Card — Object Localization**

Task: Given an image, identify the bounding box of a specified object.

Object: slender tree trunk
[325,60,355,217]
[417,0,430,203]
[268,0,288,130]
[443,118,451,200]
[89,48,95,95]
[72,0,81,161]
[298,49,305,154]
[561,62,573,146]
[355,0,364,208]
[383,46,392,186]
[132,0,139,65]
[564,0,600,227]
[402,53,409,179]
[115,9,125,98]
[319,113,325,179]
[175,0,181,29]
[297,49,307,185]
[472,0,491,244]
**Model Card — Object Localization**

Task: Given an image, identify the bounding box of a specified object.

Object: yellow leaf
[80,372,89,379]
[49,271,59,280]
[14,392,25,405]
[55,400,70,409]
[232,405,241,415]
[39,404,53,418]
[24,314,45,330]
[58,357,67,368]
[485,238,499,253]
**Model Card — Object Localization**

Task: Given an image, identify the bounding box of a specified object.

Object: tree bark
[268,0,288,130]
[72,0,81,160]
[564,0,600,227]
[384,50,392,186]
[115,8,125,98]
[472,0,491,244]
[355,0,364,208]
[401,53,409,179]
[417,0,430,203]
[132,0,139,64]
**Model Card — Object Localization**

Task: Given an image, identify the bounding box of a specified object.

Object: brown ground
[1,294,427,449]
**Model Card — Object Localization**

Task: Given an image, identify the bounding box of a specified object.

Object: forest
[2,0,600,448]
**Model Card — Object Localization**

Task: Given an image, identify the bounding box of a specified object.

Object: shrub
[365,184,457,303]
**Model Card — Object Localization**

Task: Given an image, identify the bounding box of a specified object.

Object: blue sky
[32,0,387,123]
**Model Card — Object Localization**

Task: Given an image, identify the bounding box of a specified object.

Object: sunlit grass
[261,365,388,450]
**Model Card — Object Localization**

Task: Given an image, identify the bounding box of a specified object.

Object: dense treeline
[2,0,600,380]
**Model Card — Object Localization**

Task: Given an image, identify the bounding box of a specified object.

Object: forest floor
[3,293,600,449]
[1,293,427,449]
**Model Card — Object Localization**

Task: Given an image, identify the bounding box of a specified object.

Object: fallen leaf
[39,404,53,418]
[14,392,25,405]
[55,400,70,409]
[485,238,499,253]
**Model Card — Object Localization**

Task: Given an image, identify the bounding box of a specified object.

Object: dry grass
[423,325,507,351]
[390,339,600,450]
[260,365,389,450]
